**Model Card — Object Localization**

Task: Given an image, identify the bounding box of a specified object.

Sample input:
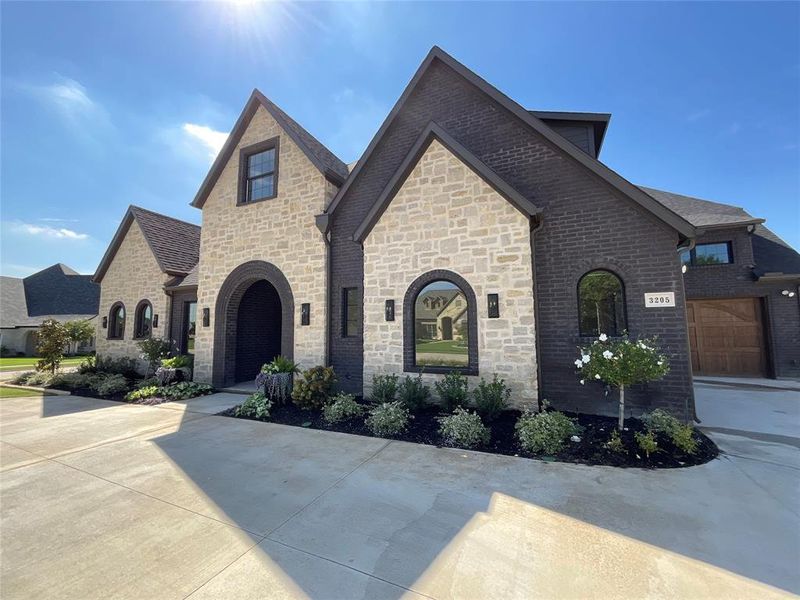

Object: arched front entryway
[213,261,294,387]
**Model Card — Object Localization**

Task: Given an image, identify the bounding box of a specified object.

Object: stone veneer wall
[193,105,332,384]
[362,139,538,407]
[95,220,171,368]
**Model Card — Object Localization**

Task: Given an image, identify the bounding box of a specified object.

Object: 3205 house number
[644,292,675,307]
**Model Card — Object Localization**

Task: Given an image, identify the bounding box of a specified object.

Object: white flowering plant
[575,334,670,428]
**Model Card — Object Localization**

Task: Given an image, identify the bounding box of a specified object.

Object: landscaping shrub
[397,374,430,412]
[78,354,97,374]
[434,371,469,411]
[365,401,411,437]
[50,372,93,390]
[292,366,336,410]
[22,371,54,387]
[515,409,579,455]
[125,386,160,402]
[255,356,299,404]
[135,377,159,390]
[635,431,658,458]
[158,382,213,401]
[641,408,680,436]
[138,338,172,376]
[322,393,364,424]
[11,371,35,385]
[438,407,489,449]
[604,429,626,453]
[91,374,129,397]
[671,424,698,455]
[161,355,191,369]
[370,374,399,403]
[234,392,273,420]
[35,319,70,374]
[94,356,139,378]
[472,374,511,421]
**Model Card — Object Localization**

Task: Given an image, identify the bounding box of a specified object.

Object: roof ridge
[129,205,200,229]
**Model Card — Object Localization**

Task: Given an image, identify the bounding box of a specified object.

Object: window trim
[237,137,280,206]
[683,241,734,267]
[577,269,628,338]
[403,270,478,376]
[107,302,126,340]
[133,299,153,340]
[342,287,361,338]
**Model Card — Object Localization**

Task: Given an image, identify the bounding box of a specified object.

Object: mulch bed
[219,400,718,469]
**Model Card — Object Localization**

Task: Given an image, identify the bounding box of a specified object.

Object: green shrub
[515,409,579,455]
[397,374,430,412]
[51,372,93,390]
[291,366,337,410]
[605,429,626,453]
[438,407,489,449]
[135,377,159,390]
[138,338,172,376]
[78,354,97,374]
[158,382,213,401]
[641,408,680,436]
[161,355,191,369]
[472,374,511,422]
[635,431,658,458]
[23,371,54,387]
[92,374,129,397]
[366,401,411,437]
[434,371,469,411]
[260,355,299,374]
[370,374,399,403]
[36,319,70,374]
[11,371,35,385]
[125,386,160,402]
[95,356,139,378]
[671,424,698,455]
[235,392,273,420]
[322,393,365,424]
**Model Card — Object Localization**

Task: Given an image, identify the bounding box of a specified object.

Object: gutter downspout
[530,215,544,411]
[322,228,332,368]
[676,237,699,423]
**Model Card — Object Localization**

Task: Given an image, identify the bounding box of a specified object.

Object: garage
[687,298,767,377]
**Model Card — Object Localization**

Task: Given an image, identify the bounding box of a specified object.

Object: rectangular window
[183,301,197,355]
[686,242,733,266]
[343,288,361,337]
[239,139,279,204]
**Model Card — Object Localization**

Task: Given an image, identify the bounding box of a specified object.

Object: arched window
[403,270,478,375]
[108,303,126,340]
[578,270,627,336]
[134,300,153,339]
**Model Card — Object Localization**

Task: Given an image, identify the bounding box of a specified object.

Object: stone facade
[363,139,537,407]
[193,106,333,384]
[95,220,171,367]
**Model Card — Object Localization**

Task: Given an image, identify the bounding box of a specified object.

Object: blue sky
[1,1,798,277]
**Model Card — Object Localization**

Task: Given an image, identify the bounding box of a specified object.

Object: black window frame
[133,300,153,340]
[342,287,361,338]
[107,302,126,340]
[182,301,197,355]
[237,137,280,206]
[682,241,734,266]
[577,269,628,338]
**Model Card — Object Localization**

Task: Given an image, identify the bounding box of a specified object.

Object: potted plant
[255,356,299,404]
[156,354,193,386]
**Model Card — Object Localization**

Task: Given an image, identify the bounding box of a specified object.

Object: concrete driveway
[1,386,798,599]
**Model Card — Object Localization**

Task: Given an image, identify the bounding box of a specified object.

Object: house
[0,264,99,355]
[94,47,799,420]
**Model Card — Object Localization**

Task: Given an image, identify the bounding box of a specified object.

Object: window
[108,303,126,339]
[239,139,278,204]
[578,270,627,337]
[681,242,733,266]
[133,301,153,339]
[342,288,361,337]
[183,301,197,355]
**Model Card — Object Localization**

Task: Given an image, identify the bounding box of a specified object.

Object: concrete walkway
[1,390,798,599]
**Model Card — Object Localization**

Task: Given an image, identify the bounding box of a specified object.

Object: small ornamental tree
[575,333,670,429]
[63,319,94,355]
[36,319,70,374]
[138,338,172,377]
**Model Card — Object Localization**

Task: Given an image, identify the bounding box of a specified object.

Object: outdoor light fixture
[153,314,159,328]
[385,299,395,321]
[102,316,107,329]
[781,290,796,298]
[301,303,310,326]
[202,308,210,327]
[681,264,687,274]
[488,293,500,318]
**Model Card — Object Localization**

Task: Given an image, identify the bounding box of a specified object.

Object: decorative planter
[255,371,293,404]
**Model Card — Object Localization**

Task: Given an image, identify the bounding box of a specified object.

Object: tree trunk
[618,384,625,430]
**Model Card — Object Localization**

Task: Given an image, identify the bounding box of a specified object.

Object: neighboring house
[94,46,799,420]
[92,206,200,369]
[0,264,99,355]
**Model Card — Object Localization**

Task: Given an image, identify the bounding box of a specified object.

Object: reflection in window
[184,301,197,355]
[578,270,627,337]
[109,303,126,339]
[414,280,469,368]
[245,148,276,202]
[134,301,153,339]
[686,242,733,266]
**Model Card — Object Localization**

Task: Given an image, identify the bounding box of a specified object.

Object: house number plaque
[644,292,675,308]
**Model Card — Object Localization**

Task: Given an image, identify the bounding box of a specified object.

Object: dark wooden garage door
[687,298,767,376]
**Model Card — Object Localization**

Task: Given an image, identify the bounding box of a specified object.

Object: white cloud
[182,123,229,159]
[12,222,89,240]
[686,108,711,122]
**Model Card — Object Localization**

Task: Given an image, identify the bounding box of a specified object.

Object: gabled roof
[352,122,540,243]
[323,46,696,239]
[640,187,765,229]
[752,224,800,278]
[164,264,198,291]
[93,206,200,283]
[530,110,611,156]
[191,90,349,208]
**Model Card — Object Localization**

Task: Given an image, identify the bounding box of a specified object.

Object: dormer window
[238,138,279,205]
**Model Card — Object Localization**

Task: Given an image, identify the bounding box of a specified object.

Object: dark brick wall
[329,58,695,419]
[235,280,282,382]
[684,227,800,378]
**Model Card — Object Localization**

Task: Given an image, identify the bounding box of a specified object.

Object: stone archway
[213,261,294,387]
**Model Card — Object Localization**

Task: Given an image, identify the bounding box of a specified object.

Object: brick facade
[362,139,538,407]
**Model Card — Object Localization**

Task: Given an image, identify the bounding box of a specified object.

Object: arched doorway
[213,261,294,387]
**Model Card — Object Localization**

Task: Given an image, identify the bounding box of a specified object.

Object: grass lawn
[414,340,468,354]
[0,356,84,372]
[0,385,47,398]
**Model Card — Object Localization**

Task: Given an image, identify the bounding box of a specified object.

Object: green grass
[0,385,46,398]
[414,340,468,355]
[0,356,84,372]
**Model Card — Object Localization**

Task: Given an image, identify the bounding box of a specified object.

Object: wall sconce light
[102,316,108,329]
[385,299,395,321]
[681,264,687,274]
[487,294,500,318]
[301,303,310,326]
[153,314,159,328]
[781,290,796,298]
[202,308,210,327]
